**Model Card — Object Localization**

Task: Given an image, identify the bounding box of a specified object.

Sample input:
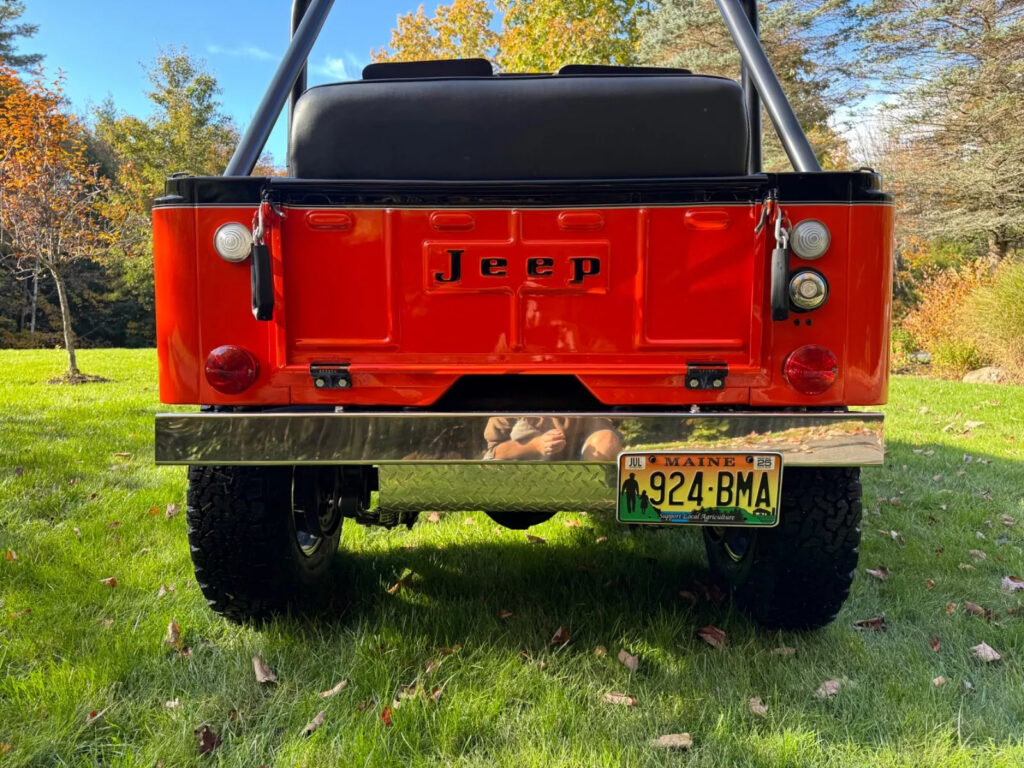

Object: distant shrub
[889,327,919,373]
[963,259,1024,383]
[901,259,994,379]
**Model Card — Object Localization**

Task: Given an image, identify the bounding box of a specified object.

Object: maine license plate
[616,452,782,527]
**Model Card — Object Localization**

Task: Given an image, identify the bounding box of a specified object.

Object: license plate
[616,451,782,527]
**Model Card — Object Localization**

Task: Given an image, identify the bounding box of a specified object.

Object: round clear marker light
[213,222,253,262]
[790,219,830,260]
[789,270,829,310]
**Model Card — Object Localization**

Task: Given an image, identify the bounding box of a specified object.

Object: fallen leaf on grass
[315,684,348,700]
[4,550,16,561]
[972,642,1001,663]
[697,625,727,648]
[166,620,181,648]
[963,602,991,619]
[653,733,692,750]
[550,625,570,645]
[97,618,114,629]
[930,637,941,653]
[462,516,475,526]
[302,710,326,736]
[164,699,180,709]
[958,563,975,571]
[595,536,608,544]
[0,743,9,754]
[498,609,514,620]
[252,655,277,684]
[147,506,160,516]
[617,649,639,672]
[964,420,985,430]
[926,579,936,589]
[814,680,841,698]
[1000,515,1016,527]
[165,504,179,519]
[602,691,636,707]
[387,572,414,595]
[73,527,81,540]
[426,512,441,524]
[430,685,444,703]
[526,533,547,545]
[564,518,580,528]
[1001,575,1024,592]
[889,530,905,547]
[933,676,946,686]
[865,565,890,581]
[594,645,607,657]
[157,584,175,598]
[99,577,117,588]
[85,709,105,725]
[946,602,958,614]
[969,549,987,560]
[106,520,121,529]
[748,697,768,718]
[771,646,797,656]
[194,725,221,754]
[678,590,698,606]
[380,706,393,727]
[853,616,888,632]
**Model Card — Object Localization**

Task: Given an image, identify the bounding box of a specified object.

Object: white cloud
[311,55,350,80]
[207,44,275,61]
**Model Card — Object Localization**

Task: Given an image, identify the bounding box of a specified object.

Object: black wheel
[703,467,861,630]
[186,465,343,622]
[485,511,556,530]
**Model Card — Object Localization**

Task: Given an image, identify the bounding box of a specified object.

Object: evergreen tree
[859,0,1024,260]
[0,1,42,68]
[638,0,860,170]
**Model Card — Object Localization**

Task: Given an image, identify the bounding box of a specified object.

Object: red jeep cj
[153,0,893,629]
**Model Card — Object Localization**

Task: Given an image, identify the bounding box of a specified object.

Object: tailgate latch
[685,364,728,390]
[310,363,351,390]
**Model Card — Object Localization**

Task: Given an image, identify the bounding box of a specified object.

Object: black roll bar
[740,0,762,174]
[224,0,819,176]
[714,0,821,172]
[287,0,313,174]
[223,0,334,176]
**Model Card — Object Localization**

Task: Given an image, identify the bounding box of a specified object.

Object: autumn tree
[373,0,645,72]
[0,1,42,68]
[859,0,1024,261]
[639,0,859,170]
[0,65,110,379]
[93,49,274,301]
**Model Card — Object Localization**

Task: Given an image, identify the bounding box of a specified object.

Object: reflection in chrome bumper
[157,411,883,513]
[156,411,882,465]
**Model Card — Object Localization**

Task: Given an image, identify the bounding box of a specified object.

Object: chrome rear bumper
[156,411,883,512]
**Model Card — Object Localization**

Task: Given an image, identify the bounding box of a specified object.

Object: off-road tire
[486,511,556,530]
[186,465,342,622]
[703,467,861,630]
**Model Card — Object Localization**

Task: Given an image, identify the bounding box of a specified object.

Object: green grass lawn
[2,349,1024,767]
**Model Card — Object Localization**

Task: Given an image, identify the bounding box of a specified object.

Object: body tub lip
[155,410,884,467]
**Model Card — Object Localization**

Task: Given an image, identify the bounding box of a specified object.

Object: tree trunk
[29,260,39,335]
[50,267,80,377]
[987,230,1007,262]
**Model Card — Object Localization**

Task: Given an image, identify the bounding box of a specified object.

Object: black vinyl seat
[289,61,749,181]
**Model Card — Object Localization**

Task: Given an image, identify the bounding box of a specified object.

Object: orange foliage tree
[372,0,642,72]
[0,64,111,380]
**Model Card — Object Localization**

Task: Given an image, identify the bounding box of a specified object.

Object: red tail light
[205,345,259,394]
[783,345,838,395]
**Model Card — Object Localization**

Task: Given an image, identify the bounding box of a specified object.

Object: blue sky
[20,1,421,165]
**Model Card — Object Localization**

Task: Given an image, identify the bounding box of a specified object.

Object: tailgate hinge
[685,364,728,390]
[310,363,351,390]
